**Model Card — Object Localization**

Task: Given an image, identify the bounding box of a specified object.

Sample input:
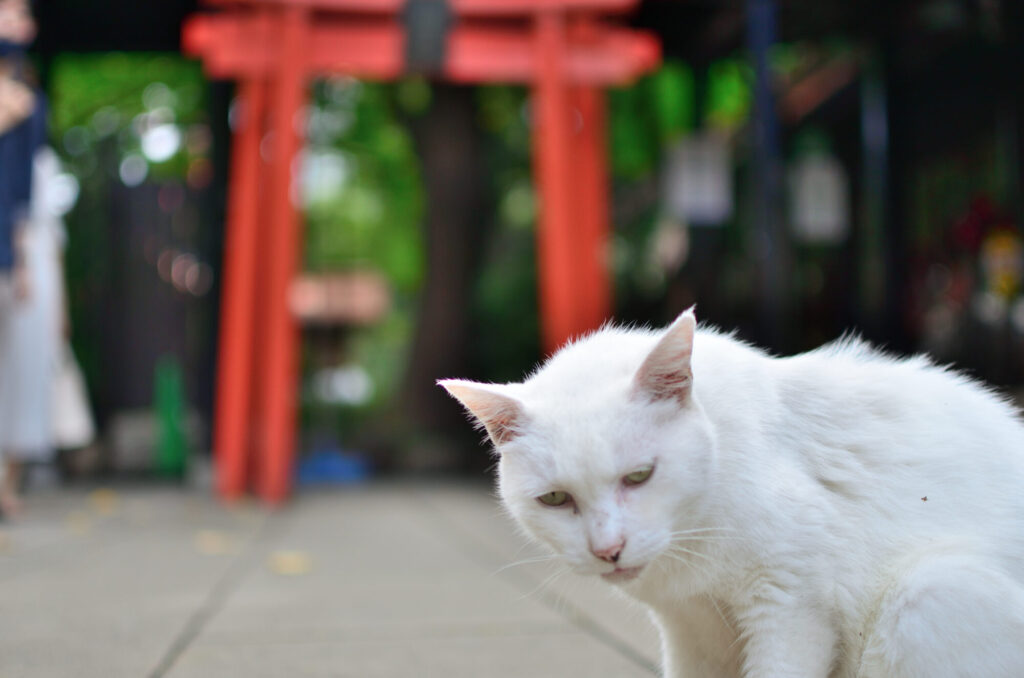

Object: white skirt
[0,222,61,460]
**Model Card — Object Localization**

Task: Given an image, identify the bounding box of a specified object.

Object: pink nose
[591,540,626,563]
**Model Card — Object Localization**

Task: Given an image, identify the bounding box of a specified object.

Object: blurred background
[7,0,1024,499]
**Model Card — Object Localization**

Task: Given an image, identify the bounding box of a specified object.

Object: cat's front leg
[652,597,744,678]
[736,596,837,678]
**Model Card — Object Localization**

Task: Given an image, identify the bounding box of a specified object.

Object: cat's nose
[591,540,626,563]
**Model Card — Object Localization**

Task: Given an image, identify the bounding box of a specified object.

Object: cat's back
[765,338,1024,536]
[778,337,1023,440]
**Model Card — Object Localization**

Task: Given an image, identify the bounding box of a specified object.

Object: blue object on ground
[296,448,372,486]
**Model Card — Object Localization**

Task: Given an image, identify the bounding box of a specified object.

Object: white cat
[440,308,1024,678]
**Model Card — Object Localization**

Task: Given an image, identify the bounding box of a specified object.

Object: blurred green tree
[49,53,210,420]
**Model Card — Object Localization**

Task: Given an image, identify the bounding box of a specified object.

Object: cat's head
[440,309,716,586]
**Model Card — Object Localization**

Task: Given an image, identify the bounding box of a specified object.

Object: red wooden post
[572,83,612,332]
[214,75,267,501]
[257,4,309,504]
[532,9,581,355]
[249,76,274,492]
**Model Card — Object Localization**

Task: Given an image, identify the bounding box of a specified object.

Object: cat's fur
[440,309,1024,678]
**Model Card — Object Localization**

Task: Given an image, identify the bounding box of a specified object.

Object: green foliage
[303,79,425,293]
[48,53,210,407]
[648,60,695,145]
[300,78,427,438]
[51,53,205,130]
[473,85,541,380]
[50,53,207,182]
[705,59,752,131]
[609,81,662,179]
[346,309,415,409]
[609,57,752,180]
[394,76,432,116]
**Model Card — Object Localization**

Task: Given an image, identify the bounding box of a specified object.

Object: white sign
[788,153,850,244]
[662,133,733,227]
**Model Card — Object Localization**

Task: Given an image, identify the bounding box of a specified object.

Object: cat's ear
[437,379,525,447]
[633,307,696,403]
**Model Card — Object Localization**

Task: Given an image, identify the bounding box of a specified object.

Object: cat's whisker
[545,572,581,616]
[671,534,745,543]
[660,547,715,580]
[516,565,570,602]
[663,552,710,575]
[653,556,676,579]
[664,544,724,585]
[668,530,744,545]
[706,594,738,634]
[668,544,717,564]
[667,527,737,537]
[490,554,558,576]
[662,555,713,585]
[726,625,749,653]
[507,540,533,560]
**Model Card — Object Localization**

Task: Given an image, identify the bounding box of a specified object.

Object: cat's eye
[623,466,654,486]
[537,491,572,507]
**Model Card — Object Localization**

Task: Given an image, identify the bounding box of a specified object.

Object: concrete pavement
[0,483,661,677]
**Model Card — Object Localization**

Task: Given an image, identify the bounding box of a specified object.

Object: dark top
[0,88,47,272]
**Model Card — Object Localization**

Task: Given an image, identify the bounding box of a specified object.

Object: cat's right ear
[437,379,525,447]
[633,307,696,404]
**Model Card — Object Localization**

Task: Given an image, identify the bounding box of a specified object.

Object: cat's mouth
[600,565,644,583]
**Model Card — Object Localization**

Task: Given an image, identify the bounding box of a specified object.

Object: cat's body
[440,310,1024,678]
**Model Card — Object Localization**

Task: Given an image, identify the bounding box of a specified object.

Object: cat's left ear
[633,307,696,404]
[438,379,526,448]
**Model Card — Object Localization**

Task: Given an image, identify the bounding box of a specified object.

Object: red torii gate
[183,0,660,504]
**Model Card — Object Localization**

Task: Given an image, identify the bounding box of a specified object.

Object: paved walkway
[0,483,661,677]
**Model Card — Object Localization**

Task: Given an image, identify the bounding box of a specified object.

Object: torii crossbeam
[183,0,660,504]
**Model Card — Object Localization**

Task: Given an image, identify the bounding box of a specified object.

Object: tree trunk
[400,84,490,472]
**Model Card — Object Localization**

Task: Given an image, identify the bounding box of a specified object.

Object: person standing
[1,147,71,506]
[0,0,46,516]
